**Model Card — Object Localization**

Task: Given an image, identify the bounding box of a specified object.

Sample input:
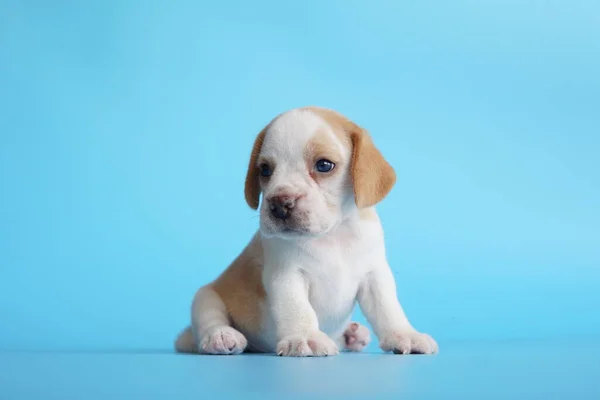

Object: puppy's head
[244,107,396,239]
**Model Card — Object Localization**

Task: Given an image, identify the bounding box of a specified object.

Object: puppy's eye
[259,164,273,177]
[315,159,335,173]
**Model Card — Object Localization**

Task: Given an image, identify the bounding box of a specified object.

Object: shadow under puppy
[175,106,437,356]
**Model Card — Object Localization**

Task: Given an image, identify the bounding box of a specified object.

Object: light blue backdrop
[1,1,599,351]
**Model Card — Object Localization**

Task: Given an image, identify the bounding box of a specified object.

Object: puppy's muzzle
[268,194,302,221]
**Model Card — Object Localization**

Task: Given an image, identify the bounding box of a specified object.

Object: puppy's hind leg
[341,322,371,352]
[174,286,247,355]
[174,326,197,353]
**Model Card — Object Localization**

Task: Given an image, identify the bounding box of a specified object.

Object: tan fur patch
[350,130,396,208]
[244,128,267,209]
[301,106,353,150]
[212,234,265,336]
[304,131,343,182]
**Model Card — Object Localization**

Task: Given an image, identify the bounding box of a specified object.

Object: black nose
[269,195,297,220]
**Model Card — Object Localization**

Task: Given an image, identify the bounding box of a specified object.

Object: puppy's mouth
[260,218,333,240]
[265,223,312,239]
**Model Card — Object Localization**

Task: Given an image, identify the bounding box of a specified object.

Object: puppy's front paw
[380,330,438,355]
[276,331,339,357]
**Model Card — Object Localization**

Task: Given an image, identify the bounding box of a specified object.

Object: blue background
[1,0,599,352]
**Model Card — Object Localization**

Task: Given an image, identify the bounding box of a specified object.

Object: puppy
[174,107,438,356]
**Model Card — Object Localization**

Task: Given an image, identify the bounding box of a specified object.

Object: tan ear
[350,127,396,208]
[244,128,267,209]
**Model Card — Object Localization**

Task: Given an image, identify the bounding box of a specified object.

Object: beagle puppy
[175,107,438,356]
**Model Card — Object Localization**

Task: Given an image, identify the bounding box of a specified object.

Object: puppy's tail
[174,326,198,353]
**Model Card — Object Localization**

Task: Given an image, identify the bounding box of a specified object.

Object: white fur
[175,108,437,356]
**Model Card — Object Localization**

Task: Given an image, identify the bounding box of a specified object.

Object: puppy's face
[244,107,396,239]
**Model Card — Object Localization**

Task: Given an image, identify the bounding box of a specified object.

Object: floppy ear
[244,128,267,209]
[349,126,396,208]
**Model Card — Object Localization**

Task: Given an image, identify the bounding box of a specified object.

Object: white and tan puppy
[174,107,438,357]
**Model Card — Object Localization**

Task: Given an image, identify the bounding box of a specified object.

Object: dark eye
[260,164,273,177]
[315,159,335,173]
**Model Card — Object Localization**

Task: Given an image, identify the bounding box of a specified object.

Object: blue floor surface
[1,338,599,399]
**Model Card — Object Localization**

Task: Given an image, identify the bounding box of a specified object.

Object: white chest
[298,235,377,336]
[259,218,384,342]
